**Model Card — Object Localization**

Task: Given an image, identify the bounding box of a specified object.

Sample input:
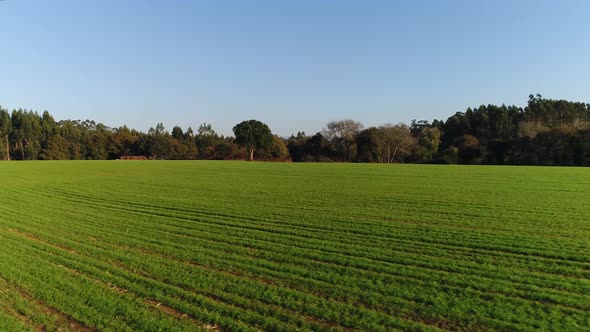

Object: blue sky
[1,0,589,136]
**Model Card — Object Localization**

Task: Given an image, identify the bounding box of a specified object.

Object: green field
[0,161,588,331]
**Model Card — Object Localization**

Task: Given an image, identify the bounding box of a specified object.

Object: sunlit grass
[0,161,588,331]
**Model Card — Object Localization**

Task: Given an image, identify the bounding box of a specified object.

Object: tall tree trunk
[4,134,8,161]
[249,147,254,161]
[391,145,399,163]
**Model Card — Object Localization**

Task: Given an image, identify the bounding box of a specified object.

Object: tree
[171,126,184,140]
[286,131,308,162]
[213,137,243,160]
[323,119,363,161]
[0,94,588,164]
[518,121,548,139]
[184,127,194,140]
[195,123,221,159]
[269,135,290,161]
[233,120,273,161]
[11,110,43,160]
[59,120,84,159]
[356,127,381,162]
[148,122,166,136]
[377,124,415,163]
[304,132,331,161]
[108,126,137,158]
[40,135,69,160]
[457,134,482,164]
[39,111,60,159]
[413,126,441,162]
[143,134,172,159]
[0,108,11,160]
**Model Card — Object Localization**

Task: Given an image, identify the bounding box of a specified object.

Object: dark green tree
[195,123,221,159]
[233,120,273,161]
[0,108,11,160]
[171,126,184,140]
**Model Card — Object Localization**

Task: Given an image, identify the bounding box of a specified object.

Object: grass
[0,161,588,331]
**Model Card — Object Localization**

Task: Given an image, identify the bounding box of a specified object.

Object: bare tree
[323,119,363,161]
[377,123,415,163]
[323,119,363,141]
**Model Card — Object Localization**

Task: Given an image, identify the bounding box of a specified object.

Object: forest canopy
[1,94,590,166]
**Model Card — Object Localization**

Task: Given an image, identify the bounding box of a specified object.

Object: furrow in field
[35,186,590,265]
[0,275,94,332]
[22,181,587,245]
[0,232,261,332]
[2,162,588,331]
[0,247,197,331]
[20,184,583,280]
[2,193,588,316]
[2,208,588,332]
[0,224,444,331]
[42,197,590,296]
[0,224,442,330]
[6,193,588,310]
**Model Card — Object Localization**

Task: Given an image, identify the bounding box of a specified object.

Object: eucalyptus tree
[0,108,11,160]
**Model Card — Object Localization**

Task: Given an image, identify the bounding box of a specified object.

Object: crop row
[1,161,588,331]
[1,192,588,330]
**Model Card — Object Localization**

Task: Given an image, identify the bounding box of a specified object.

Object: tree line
[1,94,590,165]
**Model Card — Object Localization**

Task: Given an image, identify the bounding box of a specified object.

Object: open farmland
[0,161,589,331]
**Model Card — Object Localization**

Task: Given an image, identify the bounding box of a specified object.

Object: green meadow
[0,161,588,331]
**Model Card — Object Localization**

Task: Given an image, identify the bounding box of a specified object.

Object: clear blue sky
[1,0,589,136]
